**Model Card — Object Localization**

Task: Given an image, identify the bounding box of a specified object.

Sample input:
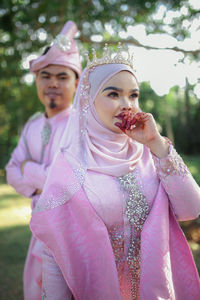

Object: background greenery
[0,0,200,299]
[0,0,200,177]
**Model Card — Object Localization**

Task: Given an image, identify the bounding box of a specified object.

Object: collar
[44,106,72,125]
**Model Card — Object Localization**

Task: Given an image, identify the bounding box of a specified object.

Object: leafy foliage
[0,0,200,173]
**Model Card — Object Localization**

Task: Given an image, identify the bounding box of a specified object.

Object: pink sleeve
[152,145,200,221]
[23,161,49,191]
[6,124,37,198]
[42,246,73,300]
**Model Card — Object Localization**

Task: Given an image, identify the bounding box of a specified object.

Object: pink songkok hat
[29,20,81,77]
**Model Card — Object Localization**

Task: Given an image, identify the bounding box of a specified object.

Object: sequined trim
[42,290,47,300]
[73,167,85,186]
[33,166,85,214]
[152,145,190,180]
[108,224,124,265]
[41,122,51,146]
[118,172,149,231]
[117,171,149,299]
[33,184,72,213]
[40,121,52,163]
[54,34,71,52]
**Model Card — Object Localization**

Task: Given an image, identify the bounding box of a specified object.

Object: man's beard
[49,99,57,109]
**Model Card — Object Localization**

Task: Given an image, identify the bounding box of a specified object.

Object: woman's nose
[120,97,129,107]
[120,97,133,109]
[120,97,139,113]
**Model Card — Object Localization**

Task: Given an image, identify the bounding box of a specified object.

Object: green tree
[0,0,200,174]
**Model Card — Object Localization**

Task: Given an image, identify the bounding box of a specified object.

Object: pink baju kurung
[30,145,200,300]
[6,107,72,300]
[30,61,200,299]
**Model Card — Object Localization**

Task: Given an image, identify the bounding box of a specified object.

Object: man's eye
[59,77,68,80]
[41,75,50,79]
[108,92,118,98]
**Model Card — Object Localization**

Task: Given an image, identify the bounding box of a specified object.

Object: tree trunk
[184,77,191,154]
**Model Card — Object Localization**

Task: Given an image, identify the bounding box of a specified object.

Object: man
[6,20,81,300]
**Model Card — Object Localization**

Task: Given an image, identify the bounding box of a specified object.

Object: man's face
[35,64,78,117]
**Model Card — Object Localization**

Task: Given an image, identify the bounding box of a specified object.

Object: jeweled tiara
[79,43,135,112]
[85,42,135,70]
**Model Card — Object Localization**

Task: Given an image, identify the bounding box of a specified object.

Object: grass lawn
[0,154,199,299]
[0,185,31,300]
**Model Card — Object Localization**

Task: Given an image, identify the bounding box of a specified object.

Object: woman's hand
[115,111,169,158]
[125,112,159,144]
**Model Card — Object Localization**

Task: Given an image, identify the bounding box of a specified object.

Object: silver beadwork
[40,122,52,163]
[54,34,71,52]
[118,171,149,299]
[33,181,80,213]
[41,122,51,147]
[152,146,190,179]
[118,173,149,231]
[33,164,85,214]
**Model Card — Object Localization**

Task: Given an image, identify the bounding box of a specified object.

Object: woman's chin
[112,125,124,134]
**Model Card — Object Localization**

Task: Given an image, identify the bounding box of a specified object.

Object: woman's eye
[130,93,139,99]
[108,92,119,98]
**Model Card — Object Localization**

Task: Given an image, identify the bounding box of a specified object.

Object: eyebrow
[102,86,139,93]
[40,71,69,76]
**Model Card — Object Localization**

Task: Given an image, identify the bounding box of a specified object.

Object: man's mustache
[45,88,62,95]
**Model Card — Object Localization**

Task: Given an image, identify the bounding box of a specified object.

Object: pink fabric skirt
[23,234,43,300]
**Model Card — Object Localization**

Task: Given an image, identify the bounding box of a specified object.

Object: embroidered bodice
[84,168,149,299]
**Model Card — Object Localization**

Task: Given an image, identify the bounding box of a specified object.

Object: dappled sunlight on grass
[0,185,32,299]
[0,184,31,228]
[0,224,31,299]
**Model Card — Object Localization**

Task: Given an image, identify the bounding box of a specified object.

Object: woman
[30,45,200,300]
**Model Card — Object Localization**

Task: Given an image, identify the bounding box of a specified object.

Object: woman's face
[94,71,140,133]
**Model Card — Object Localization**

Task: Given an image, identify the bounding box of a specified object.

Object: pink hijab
[60,63,143,177]
[29,20,81,77]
